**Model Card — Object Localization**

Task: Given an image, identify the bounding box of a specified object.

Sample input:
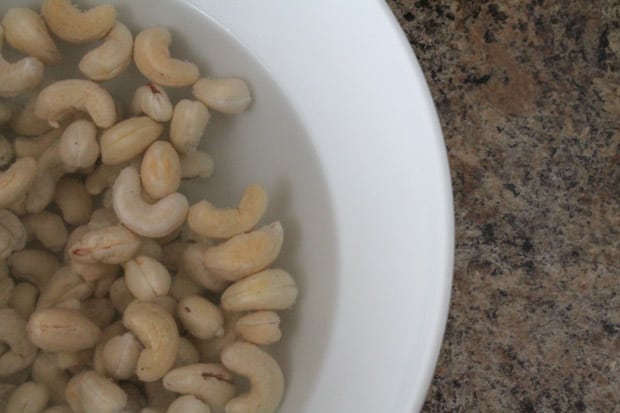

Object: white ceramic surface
[1,1,454,411]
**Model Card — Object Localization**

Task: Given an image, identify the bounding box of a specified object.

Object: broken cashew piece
[193,78,252,115]
[69,370,128,413]
[235,311,282,345]
[170,99,210,154]
[131,83,173,122]
[79,22,133,81]
[0,157,38,209]
[70,224,141,265]
[177,295,223,340]
[141,141,182,200]
[59,119,100,170]
[41,0,117,43]
[27,308,102,352]
[221,268,298,312]
[0,27,44,97]
[124,255,172,301]
[100,116,163,165]
[0,309,37,377]
[134,27,200,87]
[2,7,61,64]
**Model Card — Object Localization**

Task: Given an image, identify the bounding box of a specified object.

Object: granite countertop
[387,1,619,412]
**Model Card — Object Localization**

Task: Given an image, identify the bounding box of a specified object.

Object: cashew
[92,320,126,375]
[88,208,119,230]
[109,277,133,313]
[5,381,49,413]
[13,128,62,159]
[23,211,68,252]
[41,0,117,44]
[1,8,60,64]
[76,370,128,413]
[7,195,27,218]
[53,176,93,225]
[35,79,117,128]
[188,185,267,240]
[36,266,94,310]
[203,222,283,282]
[8,282,38,319]
[64,371,84,412]
[167,395,211,413]
[70,224,141,265]
[100,117,163,165]
[221,269,297,312]
[54,349,93,374]
[174,337,200,369]
[0,157,38,208]
[102,332,141,380]
[131,83,173,122]
[161,240,186,272]
[235,311,282,345]
[133,27,199,87]
[123,301,180,382]
[193,78,251,115]
[121,256,170,302]
[144,380,176,412]
[0,209,27,259]
[177,295,223,340]
[85,163,123,195]
[221,342,283,413]
[139,141,182,200]
[9,248,61,288]
[0,272,14,307]
[0,309,37,377]
[32,352,69,404]
[113,166,189,238]
[0,27,44,97]
[170,272,204,301]
[93,270,119,298]
[169,100,209,154]
[71,259,119,283]
[25,143,70,214]
[27,308,101,352]
[80,22,133,82]
[152,295,177,318]
[10,96,52,137]
[0,101,12,124]
[162,363,235,413]
[64,225,89,263]
[181,243,228,293]
[0,135,15,168]
[59,119,99,170]
[180,151,214,179]
[137,238,163,261]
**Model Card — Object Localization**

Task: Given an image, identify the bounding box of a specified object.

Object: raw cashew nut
[134,27,200,87]
[27,308,102,352]
[0,27,44,97]
[73,370,128,413]
[2,8,61,64]
[26,143,67,214]
[203,222,283,281]
[9,248,61,288]
[35,79,117,128]
[170,272,204,301]
[23,211,68,252]
[141,141,182,200]
[100,116,163,165]
[181,243,228,293]
[113,166,189,238]
[170,100,209,153]
[193,78,252,115]
[5,381,50,413]
[59,119,99,170]
[0,157,37,208]
[85,163,123,195]
[180,151,214,179]
[131,83,173,122]
[0,135,14,168]
[0,309,37,377]
[36,266,94,310]
[123,301,180,382]
[10,96,52,137]
[0,209,27,259]
[235,311,282,345]
[102,332,141,380]
[174,337,200,368]
[167,395,211,413]
[79,22,133,81]
[8,283,38,319]
[221,269,298,312]
[54,176,93,225]
[41,0,117,44]
[188,185,267,239]
[14,128,62,159]
[124,255,172,301]
[70,224,141,265]
[162,363,235,413]
[221,342,284,413]
[32,352,69,404]
[109,277,134,313]
[177,295,223,340]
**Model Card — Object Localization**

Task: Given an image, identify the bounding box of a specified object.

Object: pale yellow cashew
[59,119,99,170]
[141,141,182,200]
[193,78,252,115]
[134,27,200,87]
[54,176,93,225]
[0,157,38,209]
[168,395,211,413]
[10,96,52,137]
[27,308,102,352]
[181,243,228,293]
[235,311,282,345]
[1,7,61,64]
[221,269,298,312]
[8,282,38,319]
[102,332,141,380]
[70,224,141,265]
[124,255,172,301]
[32,352,69,404]
[41,0,117,44]
[179,150,215,179]
[177,295,223,340]
[13,128,62,159]
[5,381,50,413]
[100,116,163,165]
[170,99,210,154]
[0,27,44,97]
[0,209,27,260]
[0,309,37,378]
[80,22,133,81]
[131,83,173,122]
[22,211,68,252]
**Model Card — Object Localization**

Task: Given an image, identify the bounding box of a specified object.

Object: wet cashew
[167,395,211,413]
[70,224,141,265]
[36,266,94,310]
[13,128,62,159]
[0,135,15,168]
[0,309,37,377]
[35,79,117,128]
[174,337,200,368]
[133,27,200,87]
[169,100,209,154]
[100,117,163,165]
[41,0,117,44]
[109,277,134,313]
[86,164,123,195]
[181,243,228,293]
[1,8,60,64]
[131,83,173,122]
[140,140,182,200]
[0,27,44,97]
[203,222,283,282]
[193,78,251,115]
[162,363,235,413]
[102,332,141,380]
[123,301,180,382]
[177,295,223,340]
[71,370,128,413]
[180,151,214,179]
[9,248,61,288]
[235,311,282,345]
[221,269,298,312]
[10,96,52,137]
[221,342,283,413]
[59,119,99,170]
[5,381,49,413]
[25,143,68,214]
[0,209,27,259]
[113,166,189,238]
[188,185,267,240]
[27,308,101,353]
[32,352,69,404]
[79,22,133,81]
[8,282,38,320]
[54,176,93,225]
[124,255,172,301]
[170,272,204,301]
[137,238,163,261]
[0,157,38,208]
[23,211,68,252]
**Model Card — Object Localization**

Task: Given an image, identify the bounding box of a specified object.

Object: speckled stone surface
[386,1,619,412]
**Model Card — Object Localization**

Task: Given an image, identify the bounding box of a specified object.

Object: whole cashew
[70,224,141,265]
[193,78,252,115]
[109,277,134,313]
[27,307,102,352]
[170,271,204,301]
[188,184,267,240]
[36,266,94,310]
[180,151,214,179]
[0,157,38,208]
[140,141,181,200]
[25,143,68,214]
[8,282,38,319]
[131,83,173,122]
[167,395,211,413]
[124,255,172,301]
[221,269,298,312]
[0,27,44,97]
[32,352,69,404]
[174,337,200,369]
[35,79,117,128]
[162,363,235,413]
[221,342,284,413]
[71,370,128,413]
[80,298,115,329]
[79,22,133,82]
[170,100,209,154]
[1,8,61,64]
[41,0,117,44]
[23,211,68,252]
[203,222,284,282]
[0,209,27,259]
[181,243,228,293]
[0,135,15,168]
[100,116,163,165]
[10,96,52,137]
[9,248,61,288]
[113,166,189,238]
[13,128,62,159]
[59,119,99,170]
[177,295,223,340]
[235,311,282,346]
[133,27,200,87]
[123,301,180,382]
[54,176,93,225]
[5,381,50,413]
[102,332,141,380]
[0,309,37,377]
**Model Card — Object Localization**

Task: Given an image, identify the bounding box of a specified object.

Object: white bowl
[3,1,454,411]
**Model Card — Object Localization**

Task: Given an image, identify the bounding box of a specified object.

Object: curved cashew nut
[9,248,61,288]
[102,332,141,380]
[27,308,102,352]
[14,128,62,159]
[41,0,117,43]
[188,184,267,240]
[162,363,236,413]
[193,78,252,115]
[141,141,182,200]
[180,150,215,179]
[170,99,210,154]
[0,27,44,98]
[32,352,69,404]
[177,295,223,340]
[235,311,282,345]
[0,209,27,259]
[168,395,211,413]
[203,222,283,281]
[10,95,53,137]
[0,135,14,168]
[124,255,172,301]
[174,337,200,369]
[0,157,37,208]
[26,143,68,214]
[70,224,141,265]
[85,163,123,195]
[221,342,284,413]
[59,119,99,170]
[134,27,200,87]
[131,83,173,122]
[100,116,163,165]
[8,282,38,320]
[54,176,94,225]
[113,166,189,238]
[79,22,133,81]
[36,266,94,310]
[2,7,61,64]
[35,79,117,128]
[181,243,228,293]
[221,269,298,312]
[23,211,68,252]
[5,381,50,413]
[0,309,37,377]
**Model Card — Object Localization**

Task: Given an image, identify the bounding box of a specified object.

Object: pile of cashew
[0,1,298,412]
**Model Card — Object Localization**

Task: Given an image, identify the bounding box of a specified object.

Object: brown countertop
[387,1,619,411]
